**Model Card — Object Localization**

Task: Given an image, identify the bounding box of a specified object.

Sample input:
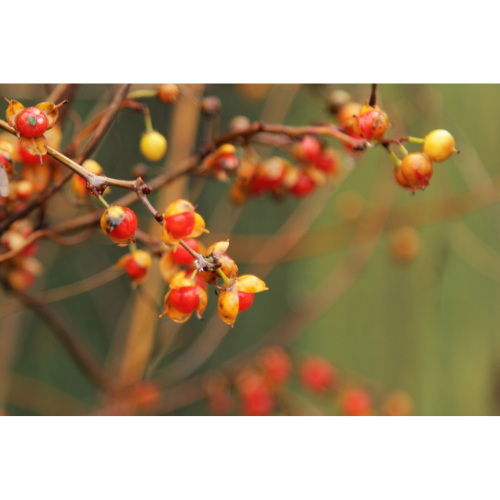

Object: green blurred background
[0,84,499,416]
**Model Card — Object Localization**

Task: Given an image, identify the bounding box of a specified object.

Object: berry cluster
[393,130,458,192]
[100,198,267,327]
[0,219,42,291]
[227,136,340,205]
[203,347,413,416]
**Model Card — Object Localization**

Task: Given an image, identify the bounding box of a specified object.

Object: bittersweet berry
[356,102,388,141]
[115,250,152,285]
[400,152,433,190]
[259,346,292,386]
[158,84,179,104]
[337,101,362,135]
[293,136,321,164]
[237,371,274,416]
[382,390,413,416]
[341,388,371,416]
[201,96,221,116]
[218,274,268,327]
[140,130,167,162]
[161,275,207,323]
[18,141,47,165]
[394,167,414,192]
[299,357,335,393]
[251,157,287,195]
[314,147,339,175]
[5,98,65,161]
[100,206,137,246]
[171,238,199,265]
[390,226,421,263]
[291,172,316,198]
[423,129,457,162]
[170,286,200,314]
[132,380,161,409]
[16,107,48,137]
[162,199,208,247]
[71,159,104,197]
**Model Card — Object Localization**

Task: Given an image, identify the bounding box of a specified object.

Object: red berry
[170,286,200,314]
[125,257,148,281]
[315,151,337,174]
[299,357,335,393]
[133,381,160,409]
[21,242,38,257]
[208,391,233,416]
[344,133,365,153]
[171,238,199,265]
[194,274,207,291]
[341,389,371,416]
[291,173,316,197]
[16,107,48,137]
[238,290,254,311]
[239,374,274,416]
[216,153,239,171]
[260,347,292,385]
[166,212,195,239]
[294,136,321,163]
[109,207,137,241]
[18,142,47,164]
[0,153,12,170]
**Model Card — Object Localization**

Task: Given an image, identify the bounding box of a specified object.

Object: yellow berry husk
[165,199,195,218]
[20,163,51,193]
[189,213,208,237]
[131,249,151,269]
[235,275,268,293]
[160,252,181,283]
[218,285,239,327]
[140,131,167,162]
[423,129,456,162]
[205,241,230,260]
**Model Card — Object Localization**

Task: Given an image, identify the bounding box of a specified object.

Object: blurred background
[0,83,498,416]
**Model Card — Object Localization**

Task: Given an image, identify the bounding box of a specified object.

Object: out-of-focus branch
[0,279,116,394]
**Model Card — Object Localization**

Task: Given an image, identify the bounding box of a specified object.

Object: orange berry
[400,152,433,190]
[158,84,179,104]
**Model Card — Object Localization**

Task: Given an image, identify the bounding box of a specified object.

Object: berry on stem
[100,206,137,246]
[423,129,457,162]
[299,357,335,393]
[114,249,152,286]
[259,346,292,386]
[160,275,207,323]
[341,388,371,416]
[140,130,167,162]
[400,152,433,190]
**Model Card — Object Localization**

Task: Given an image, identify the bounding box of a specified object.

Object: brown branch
[0,278,116,394]
[0,228,95,264]
[369,84,377,107]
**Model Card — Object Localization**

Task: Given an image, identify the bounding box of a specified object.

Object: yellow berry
[140,131,167,162]
[423,129,457,162]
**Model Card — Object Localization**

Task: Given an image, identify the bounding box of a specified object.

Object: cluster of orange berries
[100,199,268,327]
[0,104,65,213]
[203,347,413,416]
[203,134,341,205]
[394,130,458,192]
[0,219,42,290]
